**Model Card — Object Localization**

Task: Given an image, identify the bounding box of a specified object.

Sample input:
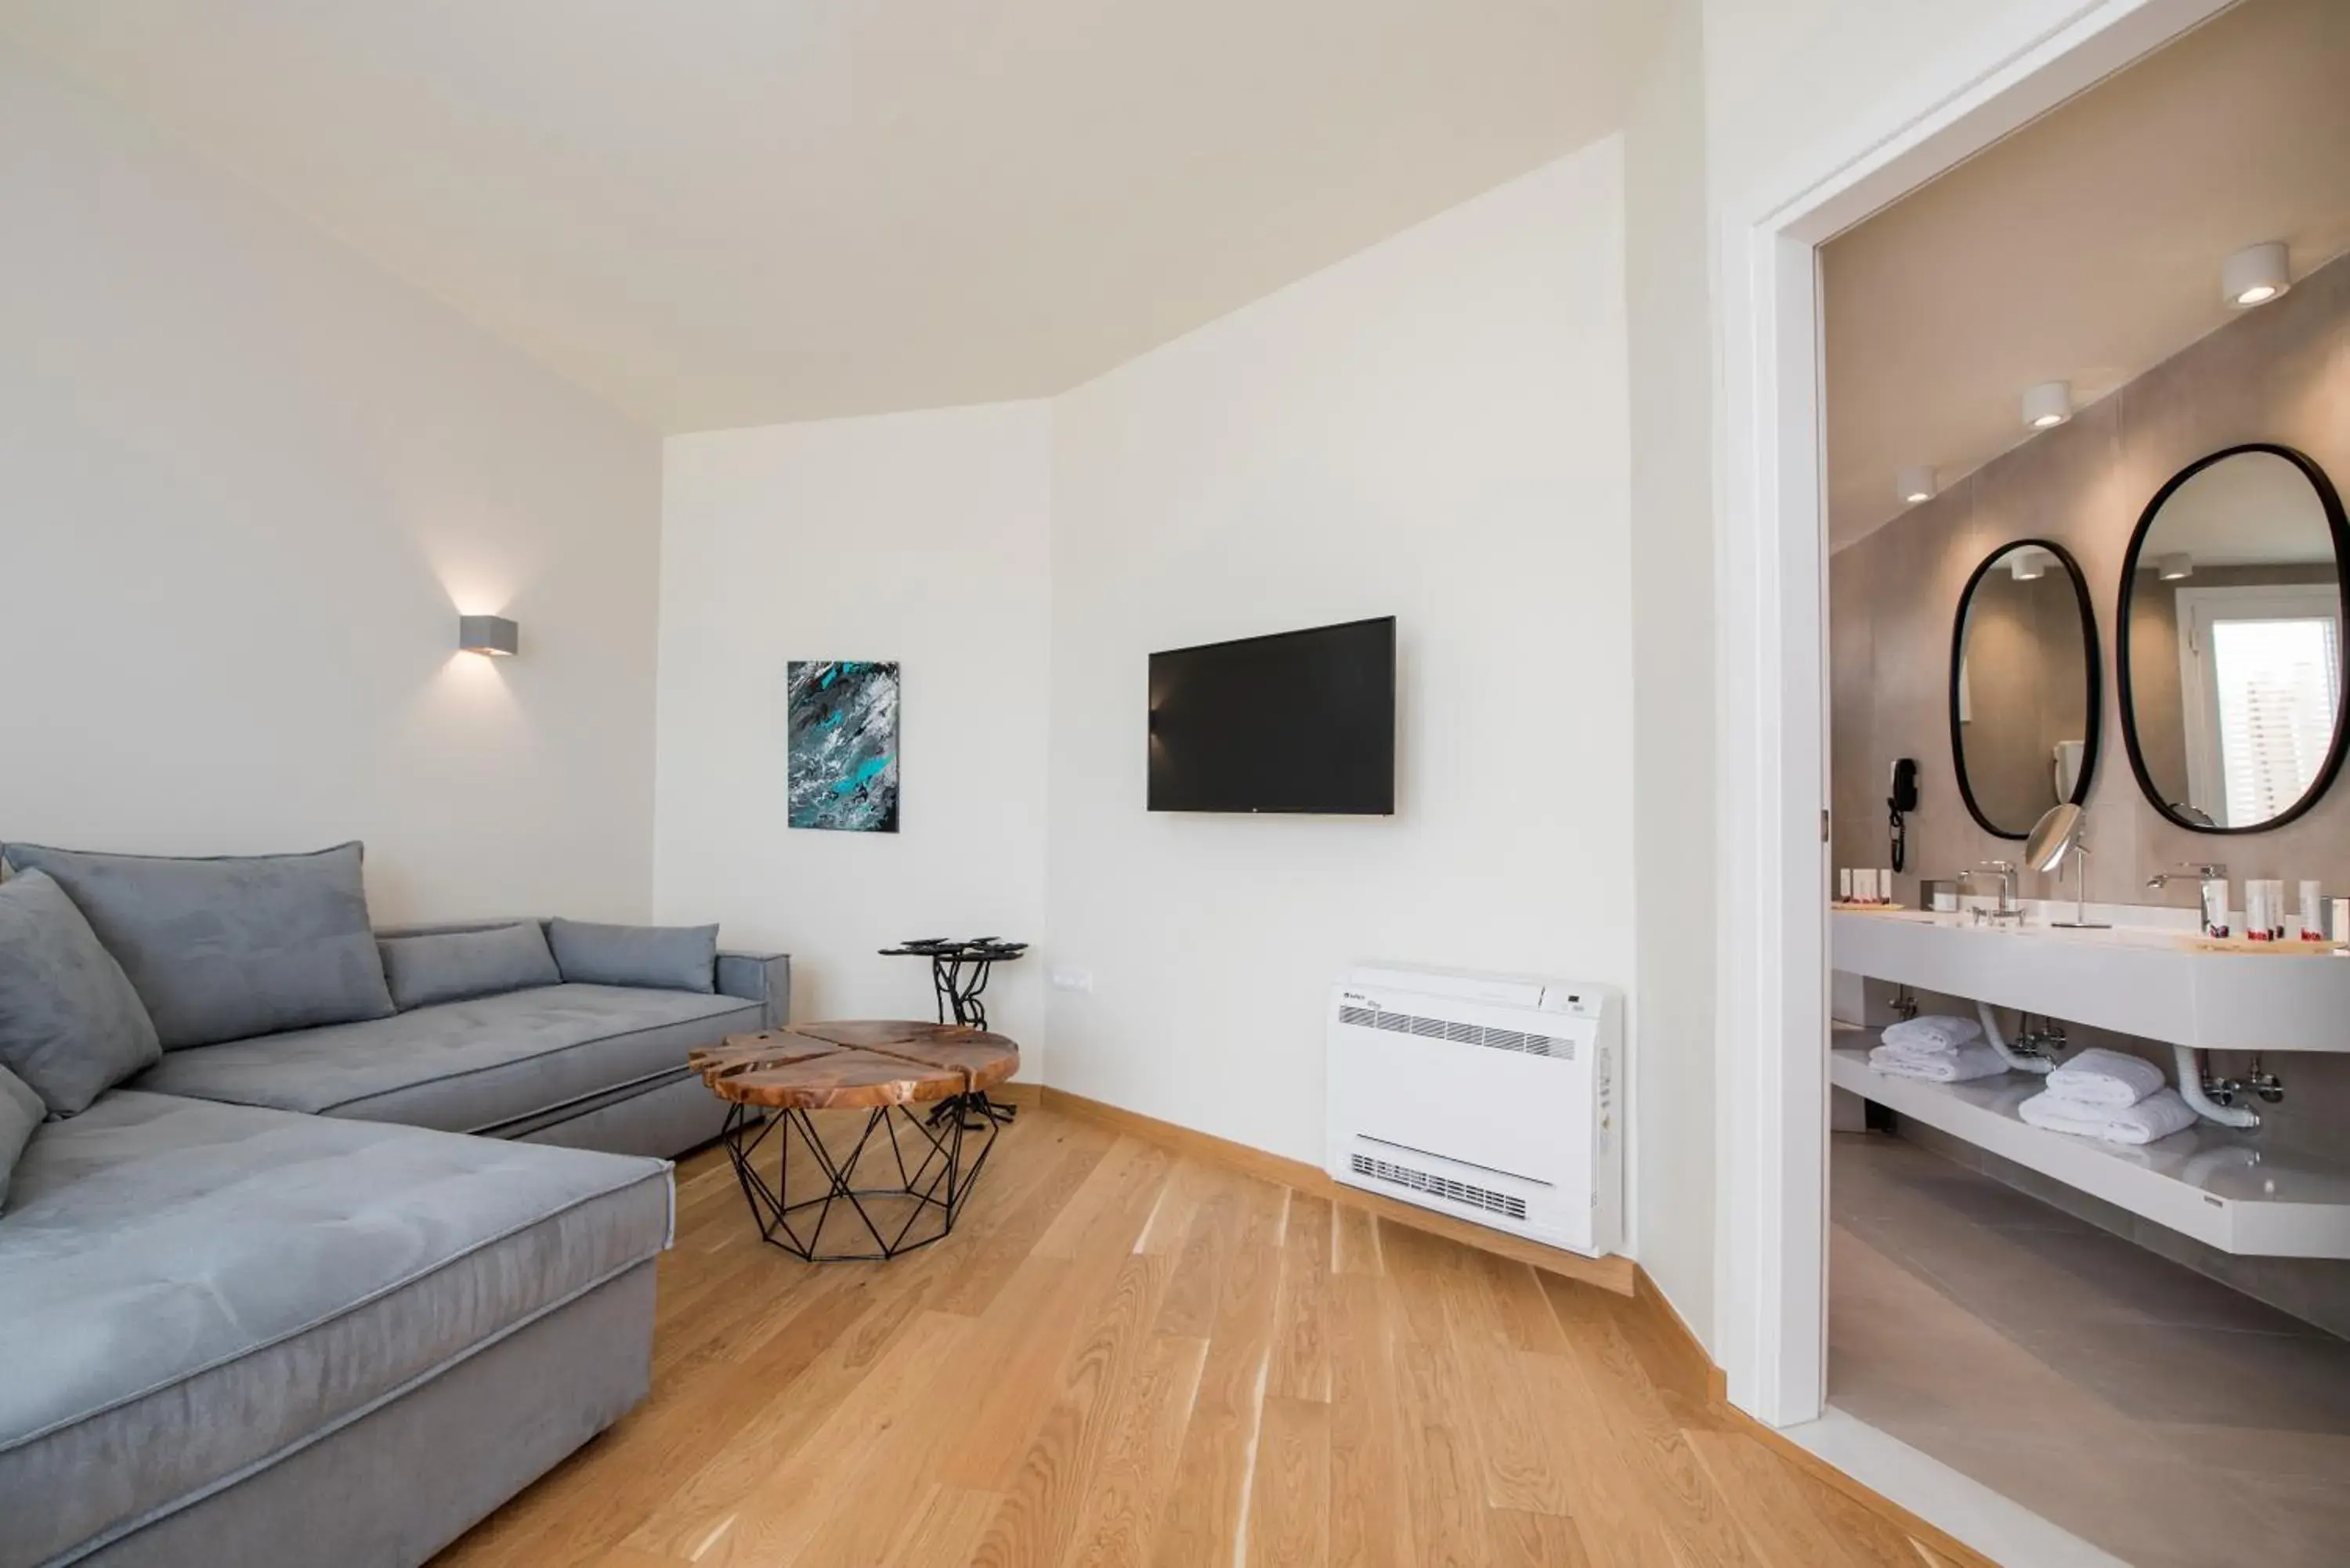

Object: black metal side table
[879,937,1028,1126]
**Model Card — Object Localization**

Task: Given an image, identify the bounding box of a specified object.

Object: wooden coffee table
[689,1021,1019,1262]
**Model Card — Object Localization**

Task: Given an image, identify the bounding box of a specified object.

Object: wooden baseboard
[1631,1264,1729,1403]
[1036,1084,1636,1295]
[1626,1266,2000,1568]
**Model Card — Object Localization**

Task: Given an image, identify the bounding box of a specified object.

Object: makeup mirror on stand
[2026,802,2107,929]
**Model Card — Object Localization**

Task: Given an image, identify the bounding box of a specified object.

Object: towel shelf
[1830,1041,2350,1258]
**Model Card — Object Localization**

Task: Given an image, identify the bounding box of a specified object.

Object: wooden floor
[438,1100,1958,1568]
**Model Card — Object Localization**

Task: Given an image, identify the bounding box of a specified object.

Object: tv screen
[1148,617,1396,815]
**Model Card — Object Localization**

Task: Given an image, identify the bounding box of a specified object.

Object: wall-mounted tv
[1148,616,1396,815]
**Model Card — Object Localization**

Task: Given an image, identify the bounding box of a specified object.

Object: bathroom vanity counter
[1830,1042,2350,1257]
[1832,907,2350,1053]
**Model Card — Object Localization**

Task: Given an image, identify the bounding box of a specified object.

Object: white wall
[653,405,1053,1056]
[1627,0,1720,1347]
[1044,141,1635,1164]
[0,49,662,923]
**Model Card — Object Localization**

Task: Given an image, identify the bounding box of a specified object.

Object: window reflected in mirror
[1950,540,2101,840]
[2120,445,2350,833]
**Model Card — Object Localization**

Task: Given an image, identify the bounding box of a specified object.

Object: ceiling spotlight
[2222,241,2290,308]
[2157,552,2194,581]
[1896,466,1937,505]
[2010,548,2048,581]
[2022,381,2072,430]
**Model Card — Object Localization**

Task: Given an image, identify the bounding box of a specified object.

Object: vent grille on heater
[1349,1153,1529,1221]
[1336,1005,1571,1059]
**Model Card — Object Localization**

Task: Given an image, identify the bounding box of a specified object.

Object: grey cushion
[548,917,718,993]
[0,1064,41,1214]
[136,983,761,1137]
[0,842,394,1050]
[0,869,162,1114]
[0,1089,671,1568]
[378,923,559,1011]
[715,949,794,1030]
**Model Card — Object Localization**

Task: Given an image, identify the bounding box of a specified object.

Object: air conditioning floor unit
[1326,963,1622,1257]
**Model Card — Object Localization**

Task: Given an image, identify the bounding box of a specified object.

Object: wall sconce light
[2222,241,2290,308]
[2021,381,2072,431]
[458,615,520,657]
[2009,547,2048,581]
[2157,552,2194,582]
[1896,465,1938,506]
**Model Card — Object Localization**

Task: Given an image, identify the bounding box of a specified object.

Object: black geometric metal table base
[719,1095,1001,1263]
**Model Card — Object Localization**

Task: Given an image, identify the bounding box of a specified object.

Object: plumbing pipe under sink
[1974,1002,2055,1075]
[2173,1044,2261,1129]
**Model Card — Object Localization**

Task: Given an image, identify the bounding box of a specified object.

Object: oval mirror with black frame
[1950,539,2102,840]
[2117,443,2350,834]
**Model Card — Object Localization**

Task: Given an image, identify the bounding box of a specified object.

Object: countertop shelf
[1831,907,2350,1053]
[1830,1040,2350,1258]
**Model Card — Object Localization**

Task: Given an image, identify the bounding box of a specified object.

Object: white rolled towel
[2019,1086,2199,1145]
[2046,1047,2167,1107]
[1878,1014,1983,1056]
[1867,1041,2009,1082]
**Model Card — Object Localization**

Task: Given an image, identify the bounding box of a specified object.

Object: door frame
[1710,0,2233,1425]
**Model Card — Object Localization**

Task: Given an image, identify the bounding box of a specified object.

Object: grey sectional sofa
[0,844,790,1568]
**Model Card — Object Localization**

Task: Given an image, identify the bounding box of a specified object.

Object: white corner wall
[653,404,1054,1057]
[1627,0,1720,1348]
[1044,139,1636,1164]
[0,50,663,923]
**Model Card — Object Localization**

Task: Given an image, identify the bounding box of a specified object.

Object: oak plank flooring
[437,1100,1972,1568]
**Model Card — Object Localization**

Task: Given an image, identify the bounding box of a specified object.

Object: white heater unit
[1325,963,1622,1257]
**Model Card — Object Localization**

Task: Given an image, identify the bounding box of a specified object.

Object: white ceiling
[1823,0,2350,551]
[1,1,1659,432]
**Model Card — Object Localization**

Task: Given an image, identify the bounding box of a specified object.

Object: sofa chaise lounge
[0,843,790,1568]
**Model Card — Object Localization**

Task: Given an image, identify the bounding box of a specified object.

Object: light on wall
[2022,381,2072,431]
[2157,552,2195,581]
[2222,241,2290,308]
[1896,466,1937,505]
[2009,548,2048,581]
[458,615,520,657]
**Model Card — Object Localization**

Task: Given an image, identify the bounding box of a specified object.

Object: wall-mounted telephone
[1887,757,1918,872]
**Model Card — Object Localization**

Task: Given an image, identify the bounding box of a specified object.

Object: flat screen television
[1148,616,1396,815]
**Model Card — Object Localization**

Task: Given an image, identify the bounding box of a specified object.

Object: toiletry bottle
[2332,896,2348,947]
[2265,880,2287,940]
[2202,876,2230,940]
[2301,880,2325,943]
[1838,868,1852,903]
[1878,869,1894,906]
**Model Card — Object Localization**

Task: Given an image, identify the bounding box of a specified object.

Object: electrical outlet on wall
[1049,966,1094,994]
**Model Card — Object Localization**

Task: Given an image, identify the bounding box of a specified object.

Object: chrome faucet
[2147,862,2226,890]
[1961,861,2023,924]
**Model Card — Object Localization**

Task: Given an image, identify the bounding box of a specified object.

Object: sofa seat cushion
[133,983,761,1138]
[0,1090,671,1568]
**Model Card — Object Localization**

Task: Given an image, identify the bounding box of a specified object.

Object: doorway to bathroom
[1809,2,2350,1562]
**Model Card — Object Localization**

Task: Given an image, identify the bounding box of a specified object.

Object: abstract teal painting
[787,661,899,832]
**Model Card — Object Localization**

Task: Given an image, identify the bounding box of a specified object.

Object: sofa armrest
[716,952,791,1029]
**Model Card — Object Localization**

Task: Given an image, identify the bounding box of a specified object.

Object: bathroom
[1822,1,2350,1563]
